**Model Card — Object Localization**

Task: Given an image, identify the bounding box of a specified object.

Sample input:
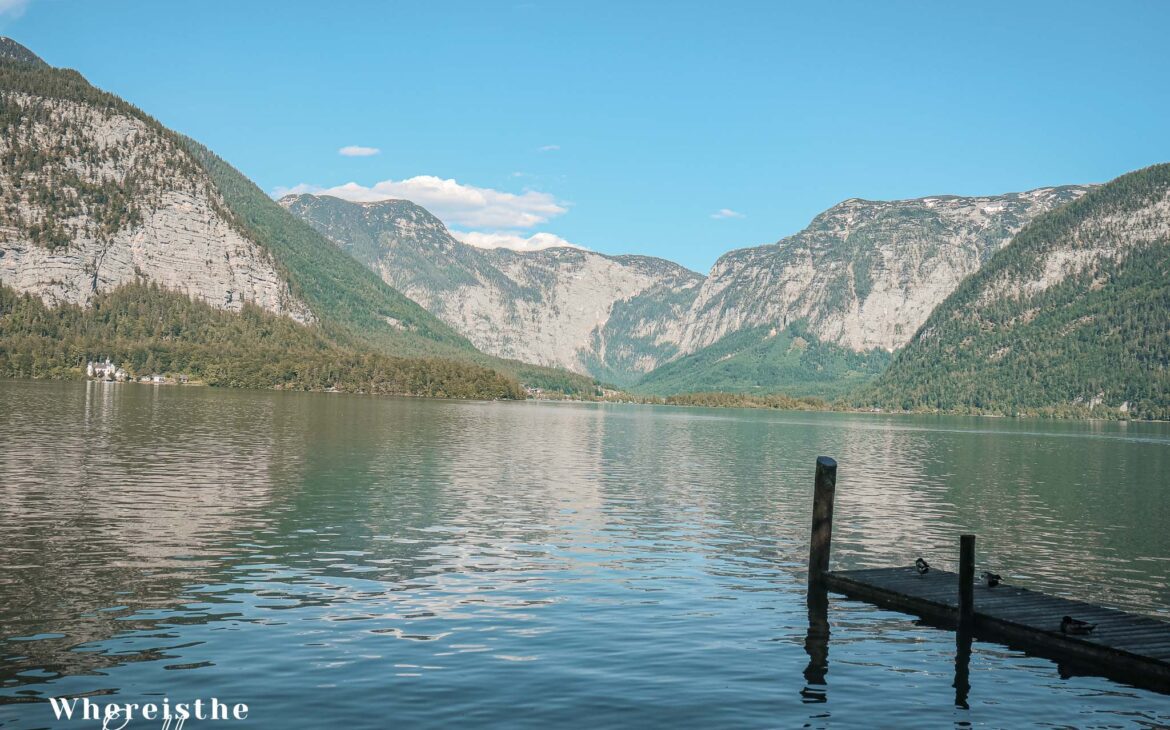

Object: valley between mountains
[3,36,1168,418]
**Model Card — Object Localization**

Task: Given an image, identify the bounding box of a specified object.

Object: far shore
[2,374,1154,424]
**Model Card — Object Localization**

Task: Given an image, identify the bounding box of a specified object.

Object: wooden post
[959,534,975,627]
[808,456,837,587]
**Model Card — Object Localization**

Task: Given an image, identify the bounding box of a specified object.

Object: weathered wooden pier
[806,455,1170,695]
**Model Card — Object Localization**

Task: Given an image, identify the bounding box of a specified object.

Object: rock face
[677,187,1091,357]
[869,163,1170,418]
[281,194,702,384]
[0,70,312,323]
[284,187,1093,388]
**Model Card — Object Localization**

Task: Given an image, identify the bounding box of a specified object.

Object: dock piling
[814,461,1170,693]
[958,534,975,628]
[808,456,837,587]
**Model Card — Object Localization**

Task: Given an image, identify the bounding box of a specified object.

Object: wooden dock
[804,456,1170,694]
[825,566,1170,689]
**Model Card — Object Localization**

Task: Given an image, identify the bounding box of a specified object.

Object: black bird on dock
[982,571,1001,588]
[1060,616,1096,635]
[914,557,930,575]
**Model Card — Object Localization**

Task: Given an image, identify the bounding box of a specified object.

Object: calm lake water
[1,380,1169,728]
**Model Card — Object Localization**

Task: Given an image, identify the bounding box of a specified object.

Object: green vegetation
[0,46,599,396]
[1,57,203,249]
[660,391,827,410]
[182,139,475,356]
[0,282,524,399]
[866,163,1170,420]
[634,322,892,399]
[185,149,600,394]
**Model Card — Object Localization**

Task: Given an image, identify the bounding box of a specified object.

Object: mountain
[866,163,1170,420]
[281,194,703,385]
[0,37,46,66]
[0,38,596,396]
[285,186,1095,395]
[630,187,1093,396]
[677,187,1091,355]
[0,41,311,325]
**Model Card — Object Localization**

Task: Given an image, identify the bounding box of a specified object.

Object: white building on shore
[86,358,129,382]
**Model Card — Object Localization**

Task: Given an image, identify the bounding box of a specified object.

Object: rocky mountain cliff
[677,186,1091,358]
[0,38,618,396]
[0,39,539,365]
[868,163,1170,419]
[0,39,312,323]
[285,185,1093,393]
[281,194,703,384]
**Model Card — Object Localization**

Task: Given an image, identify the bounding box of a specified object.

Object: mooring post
[808,456,837,587]
[959,534,975,627]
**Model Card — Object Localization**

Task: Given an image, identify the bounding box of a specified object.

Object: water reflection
[801,587,830,704]
[1,383,1169,728]
[953,627,973,710]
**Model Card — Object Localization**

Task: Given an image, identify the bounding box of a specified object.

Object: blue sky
[4,1,1169,272]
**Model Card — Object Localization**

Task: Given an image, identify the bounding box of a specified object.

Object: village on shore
[86,358,195,386]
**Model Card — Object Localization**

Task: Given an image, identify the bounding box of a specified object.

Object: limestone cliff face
[281,194,701,383]
[677,186,1091,356]
[481,249,701,383]
[0,90,312,323]
[284,186,1094,385]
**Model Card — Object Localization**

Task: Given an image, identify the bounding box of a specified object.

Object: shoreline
[4,374,1160,424]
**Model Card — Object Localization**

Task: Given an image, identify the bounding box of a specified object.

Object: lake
[1,380,1169,728]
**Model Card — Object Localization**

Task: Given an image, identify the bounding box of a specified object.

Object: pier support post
[808,456,837,587]
[959,534,975,627]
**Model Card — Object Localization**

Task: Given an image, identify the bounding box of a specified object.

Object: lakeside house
[86,358,129,382]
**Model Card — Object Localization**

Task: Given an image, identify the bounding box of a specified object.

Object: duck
[981,571,1001,588]
[914,557,930,575]
[1060,616,1096,635]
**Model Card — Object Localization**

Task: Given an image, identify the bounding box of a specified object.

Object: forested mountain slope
[0,38,594,395]
[866,164,1170,419]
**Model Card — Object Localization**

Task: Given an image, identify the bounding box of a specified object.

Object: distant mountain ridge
[7,35,1167,414]
[281,193,703,385]
[285,185,1092,395]
[676,186,1091,356]
[0,37,597,396]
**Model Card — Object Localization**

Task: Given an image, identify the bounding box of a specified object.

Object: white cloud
[281,176,568,229]
[537,144,560,152]
[338,145,380,157]
[711,208,745,219]
[453,230,584,252]
[0,0,29,17]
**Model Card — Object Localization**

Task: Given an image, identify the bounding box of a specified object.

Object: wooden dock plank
[824,566,1170,690]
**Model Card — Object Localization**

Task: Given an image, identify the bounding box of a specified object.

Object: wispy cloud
[537,144,560,152]
[274,176,567,229]
[453,230,583,252]
[338,145,380,157]
[710,208,745,219]
[0,0,29,18]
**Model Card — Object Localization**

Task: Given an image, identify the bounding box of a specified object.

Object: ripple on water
[0,382,1168,728]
